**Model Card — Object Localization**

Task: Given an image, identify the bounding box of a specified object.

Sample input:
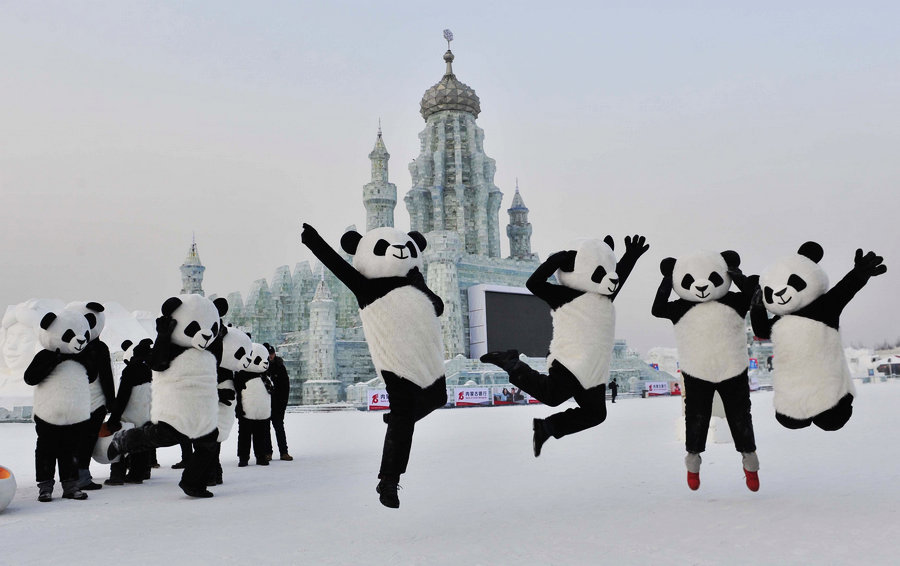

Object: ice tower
[363,123,397,231]
[180,237,205,296]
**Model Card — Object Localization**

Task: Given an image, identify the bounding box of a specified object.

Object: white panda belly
[241,377,271,420]
[33,360,92,425]
[151,348,218,439]
[359,286,445,388]
[217,379,236,442]
[89,378,106,411]
[673,302,748,383]
[547,294,615,389]
[121,382,152,427]
[771,315,855,419]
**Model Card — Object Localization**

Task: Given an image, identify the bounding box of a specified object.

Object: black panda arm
[92,340,116,412]
[233,372,249,417]
[651,277,675,321]
[826,250,886,316]
[749,297,775,340]
[108,370,135,426]
[407,267,444,316]
[301,225,368,299]
[610,235,649,302]
[526,252,583,309]
[23,350,66,386]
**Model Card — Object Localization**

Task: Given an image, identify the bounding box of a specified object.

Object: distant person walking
[264,343,292,462]
[609,379,618,403]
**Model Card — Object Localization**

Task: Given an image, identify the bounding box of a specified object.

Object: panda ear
[660,258,676,277]
[84,313,97,328]
[340,230,363,255]
[213,297,229,317]
[721,250,741,269]
[40,312,57,330]
[408,231,427,252]
[246,332,252,339]
[220,326,229,336]
[121,340,133,351]
[603,235,615,251]
[85,301,104,313]
[798,241,824,263]
[161,297,182,317]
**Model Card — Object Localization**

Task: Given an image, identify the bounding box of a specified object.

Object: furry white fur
[65,301,106,341]
[89,379,106,411]
[151,348,218,439]
[249,343,270,373]
[674,302,748,382]
[352,227,425,279]
[359,286,444,388]
[556,239,618,296]
[548,293,615,389]
[240,377,271,420]
[32,360,91,425]
[220,328,253,373]
[167,295,220,350]
[771,316,855,419]
[671,251,731,303]
[38,310,90,355]
[216,378,236,442]
[121,382,152,427]
[760,255,829,316]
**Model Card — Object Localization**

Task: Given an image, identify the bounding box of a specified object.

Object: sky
[1,1,898,353]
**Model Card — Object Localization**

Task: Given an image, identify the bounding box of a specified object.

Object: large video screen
[484,291,552,357]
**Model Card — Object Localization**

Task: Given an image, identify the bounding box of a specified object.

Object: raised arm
[610,234,649,301]
[301,223,367,298]
[527,250,582,309]
[749,289,774,339]
[107,370,135,428]
[826,249,887,315]
[651,258,676,320]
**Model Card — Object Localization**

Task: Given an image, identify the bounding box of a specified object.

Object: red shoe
[687,471,700,491]
[744,469,759,492]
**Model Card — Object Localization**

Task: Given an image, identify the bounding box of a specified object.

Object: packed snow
[1,382,899,565]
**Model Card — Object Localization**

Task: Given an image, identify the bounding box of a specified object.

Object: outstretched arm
[610,234,649,301]
[107,371,135,427]
[651,276,675,320]
[407,267,444,317]
[526,250,582,309]
[301,223,367,298]
[24,349,65,386]
[826,249,887,315]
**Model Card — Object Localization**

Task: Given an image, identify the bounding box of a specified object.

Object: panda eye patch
[183,321,201,337]
[406,241,418,258]
[254,356,262,365]
[681,274,695,290]
[764,286,774,304]
[61,329,76,343]
[234,347,246,360]
[590,266,608,283]
[374,239,390,256]
[708,272,724,287]
[787,274,807,292]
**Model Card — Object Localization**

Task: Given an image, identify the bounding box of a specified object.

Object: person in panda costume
[651,250,761,492]
[66,301,116,491]
[301,223,447,509]
[104,338,153,486]
[24,309,96,501]
[210,325,251,484]
[234,342,274,467]
[750,242,886,431]
[107,294,227,498]
[481,235,649,457]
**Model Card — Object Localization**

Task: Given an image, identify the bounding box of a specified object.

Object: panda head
[556,237,619,295]
[219,326,253,372]
[65,301,106,342]
[160,294,224,350]
[662,250,739,303]
[341,227,427,279]
[38,310,91,355]
[248,343,270,373]
[121,338,153,365]
[759,241,828,316]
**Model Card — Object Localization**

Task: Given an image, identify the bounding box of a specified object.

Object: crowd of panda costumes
[234,342,274,467]
[107,294,227,498]
[651,250,761,492]
[301,223,447,509]
[66,301,116,491]
[481,235,649,457]
[212,325,252,483]
[751,242,887,431]
[104,338,154,486]
[24,309,95,502]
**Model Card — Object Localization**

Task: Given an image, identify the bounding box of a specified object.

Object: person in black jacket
[609,378,618,403]
[264,343,293,462]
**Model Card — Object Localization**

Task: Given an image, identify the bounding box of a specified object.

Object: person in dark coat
[609,378,618,403]
[264,343,292,461]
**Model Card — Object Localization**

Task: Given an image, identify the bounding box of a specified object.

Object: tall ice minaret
[363,121,397,231]
[506,179,534,260]
[180,235,205,296]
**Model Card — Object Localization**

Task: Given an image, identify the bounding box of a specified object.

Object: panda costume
[24,309,96,502]
[104,339,153,486]
[210,326,251,483]
[66,301,116,491]
[108,294,227,498]
[234,342,274,467]
[651,250,760,491]
[481,235,648,457]
[751,242,886,431]
[301,223,447,509]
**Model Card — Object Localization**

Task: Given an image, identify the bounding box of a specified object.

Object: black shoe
[104,477,125,486]
[533,418,551,458]
[256,458,269,466]
[62,489,88,500]
[280,453,294,461]
[179,481,214,498]
[124,476,144,485]
[80,481,102,491]
[382,413,391,425]
[376,478,401,509]
[479,349,520,371]
[238,460,248,468]
[38,489,53,502]
[171,460,186,470]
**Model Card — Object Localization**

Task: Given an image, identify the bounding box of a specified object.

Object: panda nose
[76,338,85,345]
[608,278,619,286]
[201,333,212,341]
[695,285,708,293]
[774,288,788,298]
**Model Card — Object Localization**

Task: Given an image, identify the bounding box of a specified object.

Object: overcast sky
[1,1,898,353]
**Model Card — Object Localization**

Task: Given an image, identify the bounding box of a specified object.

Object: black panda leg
[813,394,854,431]
[717,371,757,453]
[379,372,418,479]
[683,373,715,454]
[508,361,579,407]
[775,412,813,429]
[544,384,607,439]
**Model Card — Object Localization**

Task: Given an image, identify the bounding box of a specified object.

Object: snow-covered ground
[2,382,899,565]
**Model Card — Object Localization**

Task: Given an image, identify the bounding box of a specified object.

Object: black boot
[376,476,401,509]
[480,350,521,372]
[533,418,552,458]
[61,480,88,500]
[178,480,214,498]
[37,480,53,502]
[105,471,125,486]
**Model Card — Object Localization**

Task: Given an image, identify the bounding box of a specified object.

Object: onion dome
[419,50,481,120]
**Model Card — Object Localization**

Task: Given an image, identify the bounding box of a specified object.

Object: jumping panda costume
[301,223,447,509]
[235,342,274,467]
[651,250,760,492]
[751,242,886,431]
[104,338,153,486]
[66,301,116,491]
[24,309,96,502]
[108,294,227,498]
[481,235,648,457]
[211,326,251,482]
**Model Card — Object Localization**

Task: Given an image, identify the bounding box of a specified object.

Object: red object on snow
[687,471,700,491]
[744,469,760,492]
